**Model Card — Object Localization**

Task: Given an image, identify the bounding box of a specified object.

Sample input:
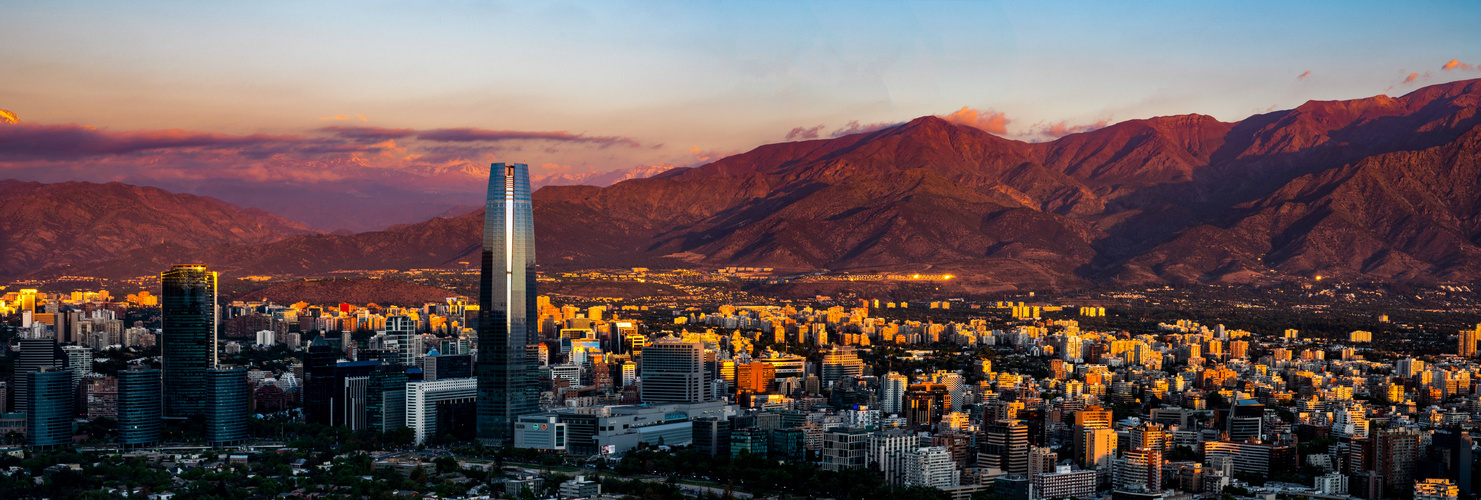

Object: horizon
[4,1,1481,230]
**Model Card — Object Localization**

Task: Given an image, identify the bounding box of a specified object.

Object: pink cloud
[828,120,902,137]
[1297,71,1311,80]
[415,128,642,147]
[1039,118,1111,138]
[939,106,1010,134]
[785,125,824,140]
[0,123,301,159]
[1402,72,1430,84]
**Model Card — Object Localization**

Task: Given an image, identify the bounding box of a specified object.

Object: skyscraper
[27,367,74,448]
[13,337,65,415]
[476,162,539,445]
[117,366,162,447]
[206,365,249,446]
[161,264,217,418]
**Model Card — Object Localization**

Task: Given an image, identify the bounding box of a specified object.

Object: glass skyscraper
[206,365,249,446]
[476,162,539,444]
[117,366,162,447]
[161,264,217,418]
[26,367,74,448]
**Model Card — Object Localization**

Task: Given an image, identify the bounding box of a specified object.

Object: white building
[255,329,276,347]
[405,377,477,444]
[881,372,908,415]
[905,446,959,489]
[1314,472,1347,495]
[868,429,917,485]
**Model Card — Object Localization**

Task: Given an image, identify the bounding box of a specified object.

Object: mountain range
[9,79,1481,290]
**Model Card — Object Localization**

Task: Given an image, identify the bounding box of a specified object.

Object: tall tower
[160,264,217,418]
[476,162,539,444]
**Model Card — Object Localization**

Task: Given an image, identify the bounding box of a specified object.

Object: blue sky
[1,0,1478,174]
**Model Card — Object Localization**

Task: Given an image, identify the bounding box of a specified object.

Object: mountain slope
[15,79,1481,289]
[0,180,311,278]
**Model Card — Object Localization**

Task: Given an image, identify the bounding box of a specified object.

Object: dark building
[558,413,600,455]
[983,419,1030,474]
[13,337,66,414]
[476,162,540,445]
[1225,399,1264,442]
[334,360,379,430]
[117,366,162,447]
[693,416,732,458]
[303,336,338,425]
[1426,429,1473,494]
[27,367,73,448]
[424,354,473,381]
[904,383,949,427]
[771,428,807,462]
[206,366,249,446]
[161,264,217,418]
[367,366,408,433]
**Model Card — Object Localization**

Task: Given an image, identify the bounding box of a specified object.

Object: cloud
[320,126,418,141]
[1297,71,1311,80]
[0,123,301,159]
[785,125,824,140]
[415,128,642,147]
[0,109,17,124]
[1039,118,1111,138]
[1442,59,1474,71]
[319,114,369,122]
[829,120,902,137]
[1402,72,1430,84]
[939,106,1010,134]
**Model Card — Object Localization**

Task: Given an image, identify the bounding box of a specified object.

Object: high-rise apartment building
[982,419,1030,474]
[905,447,960,488]
[476,163,540,445]
[880,372,908,415]
[161,264,217,418]
[1460,325,1479,357]
[385,315,419,367]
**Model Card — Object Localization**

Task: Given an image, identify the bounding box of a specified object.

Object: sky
[1,0,1479,228]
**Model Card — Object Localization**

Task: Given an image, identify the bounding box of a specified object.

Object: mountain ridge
[11,79,1481,290]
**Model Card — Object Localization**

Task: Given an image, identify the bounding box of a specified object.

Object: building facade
[476,162,540,445]
[161,264,217,418]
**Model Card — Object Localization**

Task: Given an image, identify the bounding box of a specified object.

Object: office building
[735,361,775,394]
[384,315,419,367]
[304,336,338,425]
[424,354,473,381]
[206,366,249,446]
[117,366,162,447]
[26,368,73,448]
[13,337,65,414]
[692,416,732,458]
[367,366,408,433]
[640,338,708,403]
[821,347,863,387]
[905,383,950,427]
[1226,399,1263,442]
[410,377,478,444]
[161,264,218,418]
[1416,478,1461,500]
[476,162,540,445]
[821,427,869,471]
